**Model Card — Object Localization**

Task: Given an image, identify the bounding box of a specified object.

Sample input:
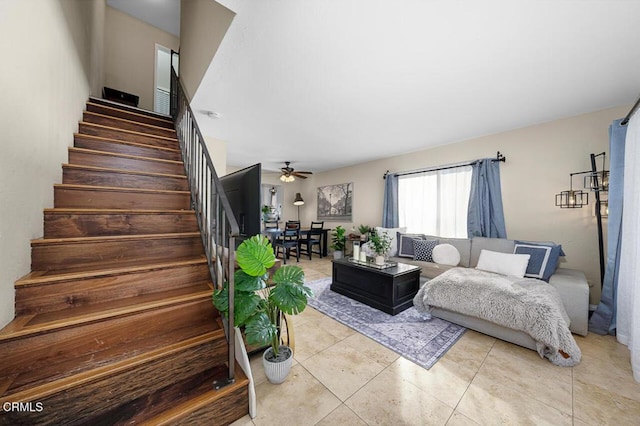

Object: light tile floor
[232,257,640,426]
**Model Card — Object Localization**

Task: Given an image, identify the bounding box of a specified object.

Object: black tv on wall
[219,163,262,242]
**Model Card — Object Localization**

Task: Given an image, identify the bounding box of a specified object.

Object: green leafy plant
[261,205,271,214]
[358,224,371,235]
[212,235,313,358]
[369,229,392,256]
[330,225,346,251]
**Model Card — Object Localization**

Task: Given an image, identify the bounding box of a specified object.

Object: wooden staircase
[0,98,249,425]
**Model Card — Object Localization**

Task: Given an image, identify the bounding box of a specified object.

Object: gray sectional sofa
[389,235,589,349]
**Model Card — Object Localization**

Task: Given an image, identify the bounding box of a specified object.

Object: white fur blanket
[413,268,581,366]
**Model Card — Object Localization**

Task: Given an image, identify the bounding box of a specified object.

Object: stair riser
[16,263,210,315]
[44,211,198,239]
[0,299,218,382]
[1,335,227,425]
[32,235,204,273]
[83,112,177,139]
[74,135,181,161]
[68,150,184,176]
[86,103,174,129]
[79,123,178,149]
[62,167,189,192]
[54,187,190,210]
[172,386,249,426]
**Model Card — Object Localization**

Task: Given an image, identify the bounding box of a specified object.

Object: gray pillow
[397,232,426,258]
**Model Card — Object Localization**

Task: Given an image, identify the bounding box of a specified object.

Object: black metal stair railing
[170,66,240,388]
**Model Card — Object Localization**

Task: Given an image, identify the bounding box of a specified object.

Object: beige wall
[0,0,105,329]
[298,105,629,305]
[179,0,235,100]
[104,6,179,111]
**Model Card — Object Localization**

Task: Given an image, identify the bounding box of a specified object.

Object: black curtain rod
[621,95,640,126]
[384,151,506,179]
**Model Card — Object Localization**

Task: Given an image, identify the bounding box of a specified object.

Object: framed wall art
[317,182,353,221]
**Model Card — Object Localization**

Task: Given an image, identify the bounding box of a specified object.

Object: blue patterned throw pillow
[413,239,439,262]
[514,241,563,282]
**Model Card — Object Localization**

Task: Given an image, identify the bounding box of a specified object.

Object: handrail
[170,66,240,388]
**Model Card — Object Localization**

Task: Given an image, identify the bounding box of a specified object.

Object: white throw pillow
[375,226,406,256]
[476,249,531,278]
[432,244,461,266]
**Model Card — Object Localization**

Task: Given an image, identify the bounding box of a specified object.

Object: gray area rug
[306,277,466,369]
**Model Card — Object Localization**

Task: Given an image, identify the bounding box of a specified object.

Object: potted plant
[330,225,346,259]
[369,228,392,265]
[358,224,371,242]
[262,205,275,221]
[212,235,313,384]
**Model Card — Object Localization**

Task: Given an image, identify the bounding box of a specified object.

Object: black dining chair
[273,225,300,264]
[299,221,324,260]
[285,220,300,229]
[264,219,280,230]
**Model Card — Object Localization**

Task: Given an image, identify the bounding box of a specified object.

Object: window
[398,165,472,238]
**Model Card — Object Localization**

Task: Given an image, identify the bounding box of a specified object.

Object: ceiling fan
[280,161,312,182]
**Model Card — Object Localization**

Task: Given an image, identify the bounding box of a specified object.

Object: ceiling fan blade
[295,171,313,175]
[291,172,309,179]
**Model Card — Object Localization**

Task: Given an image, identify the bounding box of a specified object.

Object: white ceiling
[107,0,180,37]
[113,1,640,173]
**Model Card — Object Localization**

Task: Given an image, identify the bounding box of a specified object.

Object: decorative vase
[263,345,293,384]
[333,250,343,260]
[375,255,385,265]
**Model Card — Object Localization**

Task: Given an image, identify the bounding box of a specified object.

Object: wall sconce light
[555,174,588,208]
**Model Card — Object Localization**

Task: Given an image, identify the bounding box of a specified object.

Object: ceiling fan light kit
[280,161,313,182]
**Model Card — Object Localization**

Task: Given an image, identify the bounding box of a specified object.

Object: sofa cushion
[413,239,438,262]
[376,227,406,256]
[390,256,455,279]
[397,233,427,258]
[425,235,471,267]
[432,244,461,266]
[476,249,531,278]
[470,237,515,267]
[514,241,563,282]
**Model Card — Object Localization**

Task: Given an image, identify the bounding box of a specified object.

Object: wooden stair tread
[85,102,175,129]
[84,111,177,135]
[43,208,196,215]
[69,147,183,166]
[62,163,187,180]
[0,331,223,403]
[31,231,200,245]
[74,133,180,153]
[0,285,213,341]
[54,183,190,196]
[88,96,173,122]
[79,121,178,143]
[16,257,207,287]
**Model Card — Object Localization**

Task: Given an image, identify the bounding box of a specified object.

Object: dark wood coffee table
[331,258,421,315]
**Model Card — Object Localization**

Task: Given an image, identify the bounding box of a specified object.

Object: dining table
[262,227,330,257]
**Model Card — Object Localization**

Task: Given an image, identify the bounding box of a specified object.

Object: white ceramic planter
[375,255,385,265]
[333,250,343,260]
[263,345,293,384]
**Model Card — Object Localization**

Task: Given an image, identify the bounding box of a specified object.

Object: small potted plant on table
[368,229,392,265]
[213,235,313,384]
[330,225,346,259]
[358,224,371,242]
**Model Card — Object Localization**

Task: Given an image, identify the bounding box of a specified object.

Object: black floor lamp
[554,152,608,286]
[293,193,304,221]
